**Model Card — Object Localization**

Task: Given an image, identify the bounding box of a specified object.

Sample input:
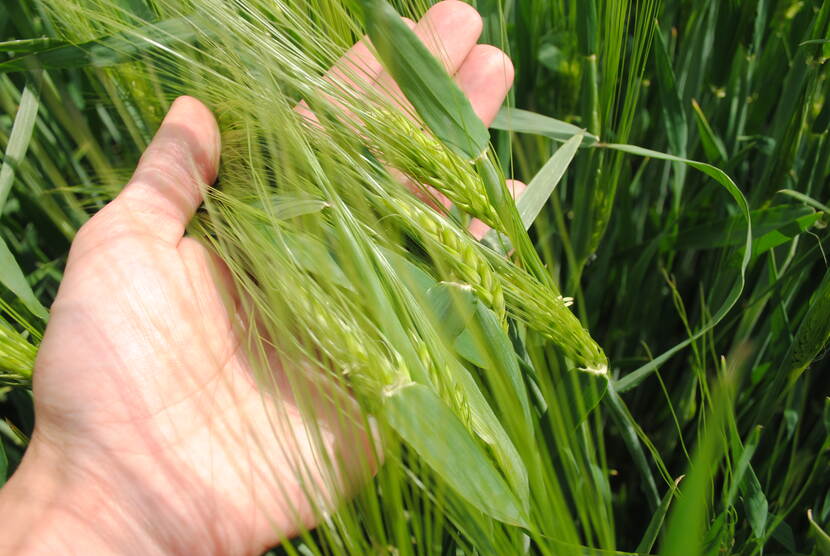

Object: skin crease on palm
[0,2,524,555]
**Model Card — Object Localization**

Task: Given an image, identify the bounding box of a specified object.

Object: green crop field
[1,0,829,554]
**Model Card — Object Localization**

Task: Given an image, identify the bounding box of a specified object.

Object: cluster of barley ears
[1,0,829,554]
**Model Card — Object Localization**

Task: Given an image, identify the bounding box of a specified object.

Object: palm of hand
[34,111,347,553]
[21,2,515,554]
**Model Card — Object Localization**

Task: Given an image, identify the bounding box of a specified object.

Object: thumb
[73,96,220,257]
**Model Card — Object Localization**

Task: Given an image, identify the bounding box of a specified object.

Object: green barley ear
[363,109,502,230]
[488,252,608,375]
[197,189,403,404]
[0,296,41,386]
[356,0,557,289]
[386,193,607,374]
[385,195,508,329]
[0,325,37,384]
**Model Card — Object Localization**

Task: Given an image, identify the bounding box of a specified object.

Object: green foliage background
[1,0,830,554]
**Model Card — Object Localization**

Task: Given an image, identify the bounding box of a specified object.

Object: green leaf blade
[384,383,528,527]
[492,107,597,145]
[0,237,49,321]
[608,144,751,393]
[517,133,582,230]
[357,0,489,160]
[636,476,683,554]
[0,81,39,212]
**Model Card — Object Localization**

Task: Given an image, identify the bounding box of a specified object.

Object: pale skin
[0,2,523,554]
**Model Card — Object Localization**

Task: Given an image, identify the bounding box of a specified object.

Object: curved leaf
[0,237,48,320]
[607,144,751,393]
[492,107,597,145]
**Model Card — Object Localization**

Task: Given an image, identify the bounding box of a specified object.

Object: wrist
[0,434,172,555]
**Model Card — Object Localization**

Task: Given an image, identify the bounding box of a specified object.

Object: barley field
[1,0,829,554]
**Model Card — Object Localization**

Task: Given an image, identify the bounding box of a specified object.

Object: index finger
[295,19,416,122]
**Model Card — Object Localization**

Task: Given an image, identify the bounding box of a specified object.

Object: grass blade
[726,426,767,539]
[0,237,48,320]
[659,361,737,556]
[606,385,661,509]
[675,205,820,256]
[777,189,830,213]
[357,0,489,160]
[416,280,530,507]
[783,267,830,381]
[0,80,39,212]
[690,99,727,163]
[653,22,687,160]
[0,38,65,53]
[491,107,598,145]
[0,79,48,320]
[468,302,533,437]
[652,19,687,203]
[0,17,199,74]
[808,509,830,556]
[517,133,582,230]
[383,382,528,527]
[357,0,556,290]
[635,476,683,554]
[606,144,751,393]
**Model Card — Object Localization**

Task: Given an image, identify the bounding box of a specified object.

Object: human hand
[0,2,516,555]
